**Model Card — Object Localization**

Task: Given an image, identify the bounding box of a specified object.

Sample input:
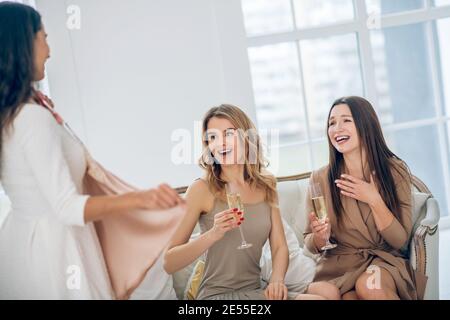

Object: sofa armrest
[419,198,440,229]
[410,198,440,299]
[412,225,437,276]
[412,198,439,274]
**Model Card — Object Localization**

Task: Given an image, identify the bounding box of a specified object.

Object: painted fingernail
[233,208,238,212]
[237,211,243,215]
[238,222,242,226]
[241,218,245,221]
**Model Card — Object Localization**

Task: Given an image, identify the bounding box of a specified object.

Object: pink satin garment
[33,91,185,299]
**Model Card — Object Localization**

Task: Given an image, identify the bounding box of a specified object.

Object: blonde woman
[164,105,319,300]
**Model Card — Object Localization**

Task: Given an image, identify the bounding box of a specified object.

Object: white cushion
[276,179,310,247]
[130,253,177,300]
[260,219,316,293]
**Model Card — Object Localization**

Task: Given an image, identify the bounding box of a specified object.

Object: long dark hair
[327,96,410,223]
[0,2,42,155]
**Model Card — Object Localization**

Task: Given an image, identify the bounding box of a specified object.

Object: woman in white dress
[0,2,184,299]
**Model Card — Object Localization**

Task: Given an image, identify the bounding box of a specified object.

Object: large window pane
[447,124,450,211]
[300,33,363,139]
[434,0,450,6]
[447,122,450,216]
[371,22,437,125]
[0,191,11,229]
[366,0,425,15]
[248,42,307,145]
[241,0,294,37]
[447,122,450,162]
[436,18,450,117]
[267,144,311,176]
[386,125,448,216]
[293,0,354,29]
[447,122,450,213]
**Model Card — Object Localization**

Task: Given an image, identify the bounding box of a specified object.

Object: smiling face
[33,25,50,81]
[205,116,244,166]
[328,104,360,155]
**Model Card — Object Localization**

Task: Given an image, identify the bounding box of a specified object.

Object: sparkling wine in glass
[225,183,253,250]
[310,182,337,251]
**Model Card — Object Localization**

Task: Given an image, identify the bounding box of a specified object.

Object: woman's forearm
[84,192,141,223]
[270,246,289,283]
[370,197,408,249]
[369,197,395,232]
[164,230,218,274]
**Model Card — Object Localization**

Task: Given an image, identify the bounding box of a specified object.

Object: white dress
[0,103,113,299]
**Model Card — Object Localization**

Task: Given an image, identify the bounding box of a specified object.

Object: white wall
[35,0,256,188]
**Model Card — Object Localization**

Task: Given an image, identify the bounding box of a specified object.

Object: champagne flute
[225,183,253,250]
[309,182,337,251]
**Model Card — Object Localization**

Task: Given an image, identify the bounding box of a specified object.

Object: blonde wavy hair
[199,104,278,208]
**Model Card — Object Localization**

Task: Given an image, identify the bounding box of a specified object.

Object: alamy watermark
[170,121,280,172]
[66,265,81,290]
[366,265,382,290]
[66,4,81,30]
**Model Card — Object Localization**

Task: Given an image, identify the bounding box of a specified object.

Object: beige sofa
[173,172,440,300]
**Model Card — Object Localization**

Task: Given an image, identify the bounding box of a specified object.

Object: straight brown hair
[327,96,411,223]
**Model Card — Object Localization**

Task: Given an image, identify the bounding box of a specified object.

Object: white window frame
[244,0,450,222]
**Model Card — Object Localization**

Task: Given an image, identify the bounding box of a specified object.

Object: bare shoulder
[185,178,215,213]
